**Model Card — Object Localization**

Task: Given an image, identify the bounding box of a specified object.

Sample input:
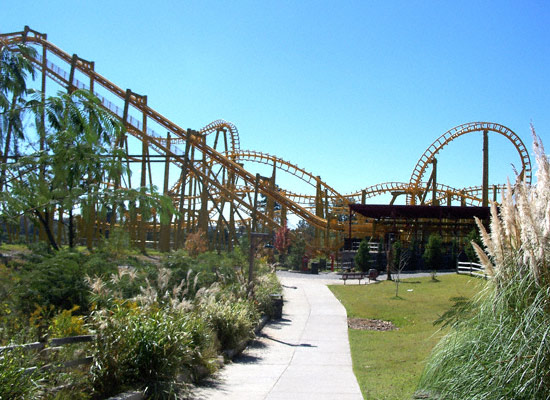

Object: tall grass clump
[0,348,38,399]
[89,305,216,398]
[418,128,550,399]
[198,287,259,350]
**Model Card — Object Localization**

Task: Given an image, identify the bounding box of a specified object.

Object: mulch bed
[347,318,397,331]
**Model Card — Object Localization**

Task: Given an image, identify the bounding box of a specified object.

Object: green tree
[288,236,306,270]
[2,89,174,250]
[0,42,36,192]
[423,234,443,280]
[354,238,371,272]
[465,228,482,262]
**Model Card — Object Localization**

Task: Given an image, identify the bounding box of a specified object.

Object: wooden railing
[0,335,94,374]
[457,261,489,279]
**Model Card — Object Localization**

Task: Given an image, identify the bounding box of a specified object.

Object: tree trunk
[0,95,18,193]
[34,209,59,251]
[68,207,74,248]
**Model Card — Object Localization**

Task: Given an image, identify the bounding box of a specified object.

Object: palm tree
[0,42,36,192]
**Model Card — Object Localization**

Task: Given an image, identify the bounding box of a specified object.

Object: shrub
[184,230,208,257]
[0,264,27,344]
[99,227,133,259]
[48,305,88,337]
[161,250,240,300]
[0,348,38,399]
[90,306,214,398]
[16,249,89,314]
[423,234,443,279]
[254,272,283,318]
[199,293,259,350]
[287,236,306,270]
[274,223,291,264]
[83,251,118,278]
[354,238,371,272]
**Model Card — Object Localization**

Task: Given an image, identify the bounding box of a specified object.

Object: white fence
[457,261,489,279]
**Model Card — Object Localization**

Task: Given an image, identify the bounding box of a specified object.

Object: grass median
[329,274,483,400]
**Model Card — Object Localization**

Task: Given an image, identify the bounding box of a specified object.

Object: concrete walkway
[191,271,363,399]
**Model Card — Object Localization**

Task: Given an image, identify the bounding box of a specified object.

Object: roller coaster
[0,27,533,252]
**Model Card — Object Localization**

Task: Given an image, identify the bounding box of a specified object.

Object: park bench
[341,269,380,285]
[341,272,366,284]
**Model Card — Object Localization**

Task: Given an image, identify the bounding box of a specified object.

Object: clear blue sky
[3,1,550,202]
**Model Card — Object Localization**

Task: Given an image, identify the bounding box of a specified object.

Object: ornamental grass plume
[473,126,550,288]
[417,127,550,400]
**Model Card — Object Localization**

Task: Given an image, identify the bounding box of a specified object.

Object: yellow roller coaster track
[1,27,329,231]
[407,122,531,205]
[0,27,533,249]
[345,182,506,206]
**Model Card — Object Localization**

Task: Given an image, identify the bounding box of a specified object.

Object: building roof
[349,204,491,220]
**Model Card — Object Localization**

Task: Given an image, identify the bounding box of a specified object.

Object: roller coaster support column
[198,135,210,236]
[185,144,197,239]
[266,163,277,226]
[431,158,437,206]
[482,130,489,207]
[68,54,77,92]
[281,205,287,228]
[315,177,324,248]
[110,89,133,232]
[324,189,330,249]
[419,158,438,205]
[138,99,149,252]
[228,170,236,250]
[159,133,172,252]
[249,174,260,286]
[175,134,192,249]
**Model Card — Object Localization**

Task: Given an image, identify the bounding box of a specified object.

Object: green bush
[90,305,216,398]
[16,249,89,314]
[83,251,118,278]
[98,227,133,258]
[423,234,443,279]
[162,250,240,299]
[354,238,371,272]
[0,348,38,399]
[0,264,27,344]
[254,272,283,318]
[200,294,259,350]
[287,236,306,270]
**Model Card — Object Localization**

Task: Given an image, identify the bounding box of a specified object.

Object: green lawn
[330,274,483,400]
